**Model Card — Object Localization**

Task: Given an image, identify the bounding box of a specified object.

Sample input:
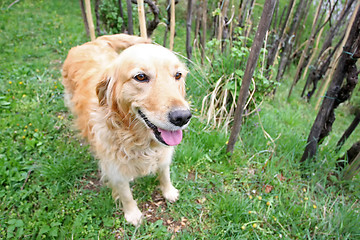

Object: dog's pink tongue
[158,128,183,146]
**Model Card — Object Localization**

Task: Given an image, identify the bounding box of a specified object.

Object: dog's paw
[162,186,179,202]
[124,207,143,226]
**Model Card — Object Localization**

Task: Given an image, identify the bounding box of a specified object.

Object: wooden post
[217,2,223,43]
[343,152,360,180]
[265,0,295,80]
[300,4,328,95]
[275,0,309,82]
[186,0,193,59]
[217,0,229,52]
[118,0,125,32]
[302,0,356,100]
[315,2,360,110]
[287,0,323,99]
[79,0,90,36]
[226,0,276,154]
[169,0,176,50]
[229,4,235,50]
[95,0,101,35]
[300,5,360,163]
[85,0,96,41]
[137,0,147,38]
[126,0,134,35]
[336,112,360,151]
[201,0,207,64]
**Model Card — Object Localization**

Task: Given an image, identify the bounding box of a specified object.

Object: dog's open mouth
[138,110,183,146]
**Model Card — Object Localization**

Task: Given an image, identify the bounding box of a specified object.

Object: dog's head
[96,44,191,146]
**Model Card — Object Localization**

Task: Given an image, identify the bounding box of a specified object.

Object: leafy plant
[98,0,126,34]
[201,27,279,131]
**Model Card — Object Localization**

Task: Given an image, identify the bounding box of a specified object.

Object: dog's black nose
[169,109,192,127]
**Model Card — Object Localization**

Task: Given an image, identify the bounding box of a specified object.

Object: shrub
[98,0,127,34]
[201,27,279,131]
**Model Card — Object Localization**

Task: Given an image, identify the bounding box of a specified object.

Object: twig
[251,98,281,171]
[7,0,20,9]
[350,199,358,210]
[315,182,328,194]
[248,150,273,162]
[243,78,256,111]
[314,0,340,36]
[329,196,338,212]
[225,4,235,25]
[290,40,308,59]
[21,169,32,190]
[243,100,263,117]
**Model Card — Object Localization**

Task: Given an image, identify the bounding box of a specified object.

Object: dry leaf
[196,197,206,204]
[276,173,286,181]
[248,168,256,175]
[263,184,274,193]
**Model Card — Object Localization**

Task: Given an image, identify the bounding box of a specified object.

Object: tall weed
[201,27,278,131]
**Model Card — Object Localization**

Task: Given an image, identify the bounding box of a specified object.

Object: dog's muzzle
[168,109,192,127]
[138,109,191,146]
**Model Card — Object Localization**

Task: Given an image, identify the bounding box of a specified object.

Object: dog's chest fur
[90,111,173,180]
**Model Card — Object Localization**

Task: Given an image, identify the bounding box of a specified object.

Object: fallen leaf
[248,168,256,175]
[276,173,286,182]
[174,225,181,232]
[263,184,274,193]
[196,197,206,204]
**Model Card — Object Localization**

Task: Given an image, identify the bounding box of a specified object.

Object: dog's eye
[175,72,182,80]
[134,73,149,82]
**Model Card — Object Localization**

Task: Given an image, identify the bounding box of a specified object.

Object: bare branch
[314,0,340,36]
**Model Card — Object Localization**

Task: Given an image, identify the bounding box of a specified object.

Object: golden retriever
[62,34,191,225]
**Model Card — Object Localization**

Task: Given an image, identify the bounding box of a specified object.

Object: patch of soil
[139,191,189,234]
[80,171,102,192]
[187,170,196,181]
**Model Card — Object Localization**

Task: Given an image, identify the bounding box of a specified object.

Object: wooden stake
[169,0,176,50]
[137,0,147,38]
[287,0,323,99]
[201,0,207,64]
[300,16,326,91]
[85,0,96,41]
[228,3,235,49]
[315,2,360,110]
[343,152,360,180]
[186,0,193,59]
[217,0,229,51]
[300,5,360,163]
[126,0,134,35]
[227,0,276,154]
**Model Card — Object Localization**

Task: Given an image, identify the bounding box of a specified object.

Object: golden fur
[62,34,191,225]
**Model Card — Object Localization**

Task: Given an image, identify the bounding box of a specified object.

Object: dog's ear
[96,76,111,106]
[97,34,151,53]
[95,75,129,128]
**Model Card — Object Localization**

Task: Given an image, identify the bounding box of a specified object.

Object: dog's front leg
[158,148,179,202]
[158,164,179,202]
[115,181,143,226]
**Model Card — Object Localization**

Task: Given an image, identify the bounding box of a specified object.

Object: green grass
[1,0,359,239]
